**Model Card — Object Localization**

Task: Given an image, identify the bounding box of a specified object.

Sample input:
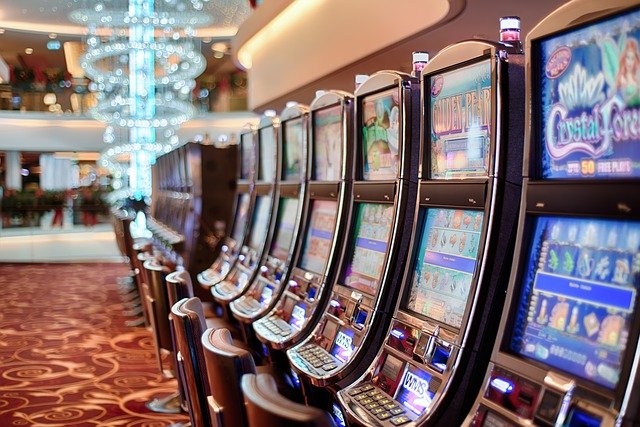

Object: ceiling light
[211,42,227,53]
[213,51,224,59]
[47,40,61,50]
[49,33,57,39]
[202,37,212,43]
[0,29,5,35]
[25,48,33,55]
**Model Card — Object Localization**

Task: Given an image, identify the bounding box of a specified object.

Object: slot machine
[211,112,280,318]
[229,103,309,348]
[198,127,257,288]
[252,91,354,368]
[337,18,526,427]
[287,69,421,422]
[464,1,640,426]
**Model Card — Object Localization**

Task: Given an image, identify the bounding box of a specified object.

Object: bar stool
[201,328,258,427]
[241,373,336,427]
[166,270,240,335]
[143,257,182,414]
[171,297,211,427]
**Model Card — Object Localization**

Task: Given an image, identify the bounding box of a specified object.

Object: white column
[5,151,22,190]
[39,154,73,190]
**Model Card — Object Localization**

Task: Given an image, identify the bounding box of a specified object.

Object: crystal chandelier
[70,0,213,199]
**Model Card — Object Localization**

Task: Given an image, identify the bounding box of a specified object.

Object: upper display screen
[430,59,492,179]
[405,208,484,328]
[240,133,254,180]
[511,216,640,389]
[283,118,304,180]
[248,196,271,251]
[313,104,343,181]
[259,126,277,181]
[341,203,394,296]
[362,89,401,180]
[230,193,251,243]
[299,200,339,274]
[269,198,299,261]
[537,8,640,179]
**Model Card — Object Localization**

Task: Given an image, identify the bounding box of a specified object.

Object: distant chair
[143,258,182,414]
[201,327,260,427]
[171,297,211,427]
[241,373,336,427]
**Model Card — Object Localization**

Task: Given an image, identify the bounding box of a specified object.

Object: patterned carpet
[0,263,188,427]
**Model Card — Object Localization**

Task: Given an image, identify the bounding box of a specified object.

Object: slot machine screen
[510,216,640,389]
[259,126,277,181]
[395,364,435,415]
[230,193,251,243]
[429,59,492,179]
[341,203,395,295]
[289,302,307,330]
[283,118,304,180]
[330,328,356,363]
[248,196,271,250]
[313,104,343,181]
[269,198,299,260]
[536,8,640,179]
[240,132,254,180]
[362,89,401,180]
[405,208,484,328]
[259,284,274,304]
[299,200,339,274]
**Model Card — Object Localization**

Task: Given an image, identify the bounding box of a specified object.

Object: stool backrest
[171,297,210,427]
[202,327,257,427]
[241,373,336,427]
[143,258,172,351]
[166,270,194,308]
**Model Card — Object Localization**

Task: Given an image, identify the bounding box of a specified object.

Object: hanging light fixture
[70,0,213,199]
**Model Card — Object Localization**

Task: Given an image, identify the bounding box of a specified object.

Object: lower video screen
[341,203,395,295]
[405,207,484,328]
[511,215,640,389]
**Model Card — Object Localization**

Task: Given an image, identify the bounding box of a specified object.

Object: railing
[1,204,109,229]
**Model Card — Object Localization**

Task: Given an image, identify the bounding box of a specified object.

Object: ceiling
[0,0,251,72]
[0,0,251,36]
[245,0,572,111]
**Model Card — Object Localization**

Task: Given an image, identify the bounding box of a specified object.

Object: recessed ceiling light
[0,29,5,35]
[212,42,227,53]
[49,33,57,39]
[25,48,34,55]
[202,37,212,43]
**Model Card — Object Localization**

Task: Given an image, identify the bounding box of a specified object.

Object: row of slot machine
[149,142,237,282]
[192,0,639,425]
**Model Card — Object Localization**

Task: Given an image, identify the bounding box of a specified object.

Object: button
[390,407,405,415]
[377,411,393,420]
[370,407,384,415]
[360,398,374,405]
[366,390,380,397]
[348,387,364,396]
[378,398,391,405]
[364,403,379,410]
[384,403,398,410]
[391,415,411,426]
[323,363,337,371]
[355,394,369,402]
[361,384,374,392]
